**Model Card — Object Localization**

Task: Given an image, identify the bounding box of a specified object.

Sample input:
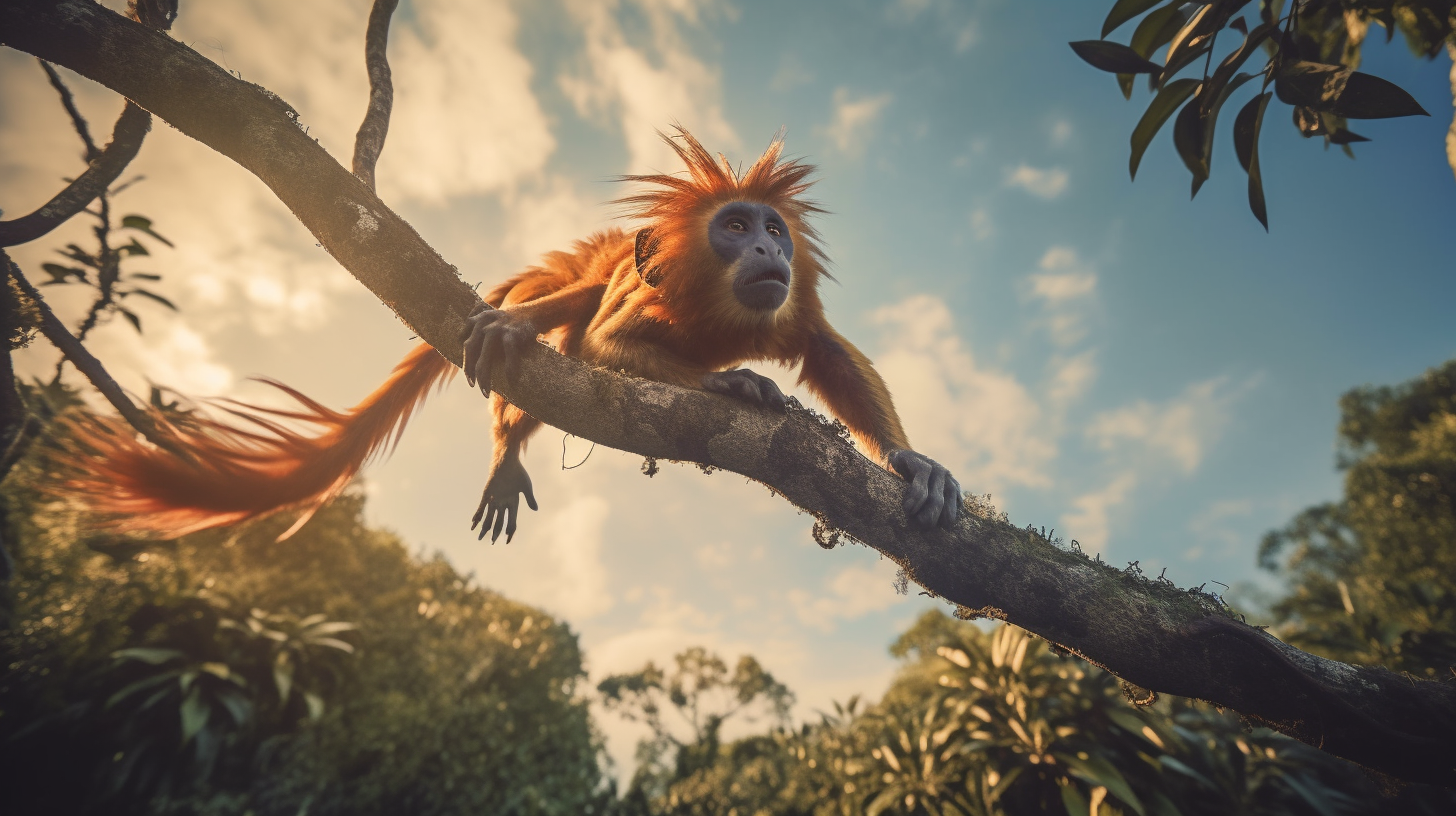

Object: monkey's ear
[634,228,664,287]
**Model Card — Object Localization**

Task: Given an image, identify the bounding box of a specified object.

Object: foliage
[615,613,1456,816]
[1259,359,1456,679]
[598,646,796,812]
[1074,0,1452,228]
[0,412,609,816]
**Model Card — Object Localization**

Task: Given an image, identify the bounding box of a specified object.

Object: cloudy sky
[4,0,1454,769]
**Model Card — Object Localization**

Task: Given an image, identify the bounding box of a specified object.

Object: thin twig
[39,60,98,160]
[6,253,187,460]
[352,0,400,192]
[0,102,150,248]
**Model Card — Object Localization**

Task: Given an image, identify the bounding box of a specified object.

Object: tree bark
[3,0,1453,787]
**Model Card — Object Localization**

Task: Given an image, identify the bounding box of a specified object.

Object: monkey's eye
[726,219,747,232]
[765,223,782,236]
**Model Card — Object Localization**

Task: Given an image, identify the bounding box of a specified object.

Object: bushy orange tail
[58,343,456,539]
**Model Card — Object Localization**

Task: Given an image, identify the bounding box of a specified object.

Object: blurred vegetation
[0,395,610,815]
[4,364,1456,813]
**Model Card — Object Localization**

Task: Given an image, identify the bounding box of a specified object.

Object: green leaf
[126,288,178,311]
[1059,782,1089,816]
[304,691,325,720]
[105,672,176,710]
[305,620,358,636]
[1060,752,1145,816]
[1130,4,1187,57]
[1238,91,1272,230]
[61,244,99,268]
[312,636,355,653]
[179,686,209,744]
[1069,41,1164,74]
[1329,71,1430,119]
[1203,23,1274,105]
[40,263,85,284]
[1118,73,1135,100]
[122,213,174,247]
[215,688,252,728]
[1129,78,1199,179]
[1172,94,1208,196]
[1283,772,1354,816]
[1162,3,1214,74]
[1328,128,1370,145]
[1105,707,1147,735]
[273,663,293,704]
[112,647,185,665]
[1158,755,1217,790]
[1275,61,1350,109]
[118,238,149,257]
[118,307,142,333]
[1101,0,1165,38]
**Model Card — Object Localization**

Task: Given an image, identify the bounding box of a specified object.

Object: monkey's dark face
[707,202,794,311]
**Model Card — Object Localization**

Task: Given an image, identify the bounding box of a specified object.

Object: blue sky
[4,0,1454,770]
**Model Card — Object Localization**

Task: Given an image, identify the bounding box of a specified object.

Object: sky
[3,0,1455,773]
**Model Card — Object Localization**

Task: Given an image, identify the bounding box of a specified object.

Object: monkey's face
[707,202,794,312]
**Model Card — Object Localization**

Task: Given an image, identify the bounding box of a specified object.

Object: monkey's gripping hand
[701,369,788,411]
[462,305,539,397]
[473,454,538,543]
[888,449,961,530]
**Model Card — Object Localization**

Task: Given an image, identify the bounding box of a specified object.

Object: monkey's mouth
[741,267,790,288]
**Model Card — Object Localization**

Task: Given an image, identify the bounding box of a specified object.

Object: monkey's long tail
[56,342,456,540]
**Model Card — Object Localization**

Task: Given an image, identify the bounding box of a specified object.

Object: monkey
[58,127,960,543]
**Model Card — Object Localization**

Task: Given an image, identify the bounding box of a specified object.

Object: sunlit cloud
[1005,164,1070,199]
[820,88,893,155]
[560,0,738,173]
[787,559,907,633]
[1061,472,1137,555]
[1086,377,1253,474]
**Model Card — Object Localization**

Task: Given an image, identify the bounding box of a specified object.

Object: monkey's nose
[755,245,767,255]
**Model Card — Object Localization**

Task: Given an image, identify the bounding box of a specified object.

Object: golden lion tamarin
[61,128,960,542]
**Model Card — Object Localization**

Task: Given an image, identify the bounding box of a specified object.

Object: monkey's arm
[799,327,960,529]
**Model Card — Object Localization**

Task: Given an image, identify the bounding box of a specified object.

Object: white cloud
[1005,164,1070,199]
[482,495,616,620]
[560,0,737,174]
[820,88,893,155]
[1086,377,1250,474]
[968,207,994,241]
[501,175,607,267]
[871,295,1058,493]
[1061,472,1137,555]
[787,559,907,633]
[1026,246,1098,348]
[1050,119,1073,147]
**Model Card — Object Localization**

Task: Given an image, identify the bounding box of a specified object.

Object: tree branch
[3,0,1454,787]
[4,251,186,461]
[352,0,399,192]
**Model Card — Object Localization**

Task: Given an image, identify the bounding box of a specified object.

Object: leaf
[1101,0,1165,38]
[112,647,185,665]
[1329,71,1430,119]
[40,263,85,284]
[1229,16,1247,35]
[1158,755,1218,790]
[1199,71,1258,179]
[1328,128,1370,144]
[215,687,253,728]
[1130,4,1187,57]
[305,620,358,636]
[1202,23,1275,111]
[126,288,178,310]
[1160,39,1212,88]
[118,307,142,333]
[1162,3,1214,74]
[122,214,174,247]
[311,636,355,654]
[179,686,209,744]
[118,238,149,257]
[128,272,162,281]
[61,244,100,268]
[1118,73,1135,100]
[1124,77,1193,177]
[1239,92,1272,230]
[304,691,325,720]
[1104,707,1147,735]
[1059,783,1089,816]
[1283,772,1355,816]
[1069,41,1164,74]
[1172,94,1209,196]
[1060,752,1145,816]
[105,672,176,710]
[1293,105,1325,137]
[273,663,293,704]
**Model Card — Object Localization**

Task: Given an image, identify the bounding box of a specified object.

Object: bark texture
[3,0,1453,787]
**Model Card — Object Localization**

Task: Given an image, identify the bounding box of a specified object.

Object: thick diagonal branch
[3,0,1454,787]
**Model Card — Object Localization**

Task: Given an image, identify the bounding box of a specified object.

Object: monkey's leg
[472,396,542,543]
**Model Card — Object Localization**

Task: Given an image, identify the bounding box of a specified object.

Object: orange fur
[56,127,911,539]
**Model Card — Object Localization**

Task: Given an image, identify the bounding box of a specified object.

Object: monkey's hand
[462,305,539,397]
[472,454,538,543]
[888,449,961,531]
[701,369,788,411]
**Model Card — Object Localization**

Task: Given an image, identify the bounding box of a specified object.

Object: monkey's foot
[888,449,961,531]
[701,368,787,411]
[471,456,539,543]
[462,304,539,398]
